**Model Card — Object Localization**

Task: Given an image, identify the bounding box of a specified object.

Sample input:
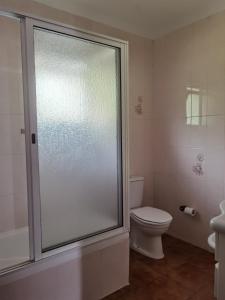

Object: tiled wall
[153,11,225,249]
[0,16,28,233]
[129,38,153,206]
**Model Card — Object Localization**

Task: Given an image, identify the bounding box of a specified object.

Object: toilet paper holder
[179,205,197,217]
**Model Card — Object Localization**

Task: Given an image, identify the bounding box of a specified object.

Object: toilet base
[130,230,165,259]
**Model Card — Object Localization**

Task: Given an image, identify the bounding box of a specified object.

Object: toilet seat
[131,206,172,225]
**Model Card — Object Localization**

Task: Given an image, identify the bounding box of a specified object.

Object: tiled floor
[104,235,215,300]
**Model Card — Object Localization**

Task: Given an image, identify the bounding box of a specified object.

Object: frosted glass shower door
[33,28,122,251]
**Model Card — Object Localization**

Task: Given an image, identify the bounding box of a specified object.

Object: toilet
[129,176,173,259]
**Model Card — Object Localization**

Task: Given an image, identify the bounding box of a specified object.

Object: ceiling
[34,0,225,39]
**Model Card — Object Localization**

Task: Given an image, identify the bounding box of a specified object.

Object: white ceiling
[34,0,225,39]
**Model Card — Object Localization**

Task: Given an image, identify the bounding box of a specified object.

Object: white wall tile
[10,115,26,155]
[14,194,28,229]
[0,155,13,196]
[12,155,27,198]
[0,195,15,232]
[0,70,24,115]
[206,116,225,149]
[0,17,22,71]
[0,115,12,155]
[153,10,225,250]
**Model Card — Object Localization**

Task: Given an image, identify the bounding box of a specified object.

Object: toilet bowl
[130,206,172,259]
[129,177,173,259]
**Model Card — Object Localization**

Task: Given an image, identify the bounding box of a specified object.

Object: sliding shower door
[0,13,127,275]
[31,25,123,251]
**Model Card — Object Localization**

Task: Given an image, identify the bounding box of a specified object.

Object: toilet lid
[131,207,172,224]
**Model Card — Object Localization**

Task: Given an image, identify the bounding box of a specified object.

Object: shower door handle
[31,133,36,144]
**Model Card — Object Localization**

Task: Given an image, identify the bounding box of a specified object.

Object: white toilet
[129,176,173,259]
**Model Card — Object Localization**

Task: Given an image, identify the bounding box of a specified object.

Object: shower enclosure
[0,13,128,274]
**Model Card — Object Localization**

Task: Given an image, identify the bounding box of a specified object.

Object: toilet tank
[129,176,144,209]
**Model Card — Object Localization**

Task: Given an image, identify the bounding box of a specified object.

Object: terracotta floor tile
[188,252,215,273]
[169,262,210,293]
[149,276,193,300]
[106,279,192,300]
[103,235,215,300]
[187,284,216,300]
[130,263,162,288]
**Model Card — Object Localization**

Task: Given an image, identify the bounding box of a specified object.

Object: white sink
[208,232,215,251]
[210,200,225,234]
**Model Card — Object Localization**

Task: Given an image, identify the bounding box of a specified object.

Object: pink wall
[152,11,225,249]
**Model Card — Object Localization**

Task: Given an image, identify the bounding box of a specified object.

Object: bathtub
[0,227,29,271]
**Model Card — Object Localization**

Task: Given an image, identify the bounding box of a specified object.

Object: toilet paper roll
[184,207,197,217]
